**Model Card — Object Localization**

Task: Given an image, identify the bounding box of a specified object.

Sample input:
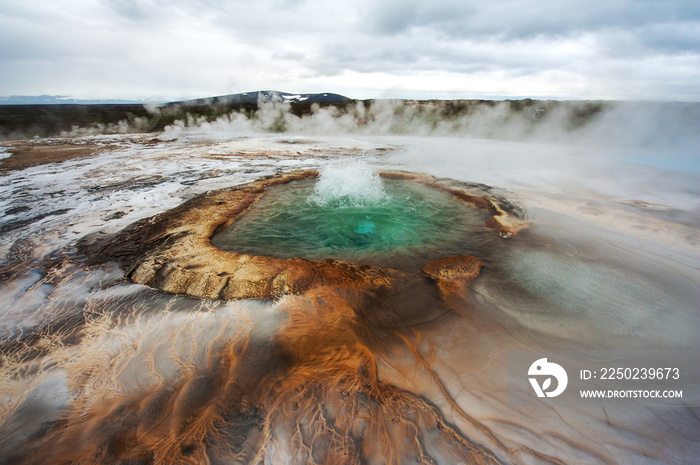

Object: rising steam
[156,99,700,155]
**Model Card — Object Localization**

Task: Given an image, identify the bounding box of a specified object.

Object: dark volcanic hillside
[0,104,155,139]
[173,91,350,106]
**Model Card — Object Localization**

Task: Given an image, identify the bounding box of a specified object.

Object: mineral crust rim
[82,170,527,300]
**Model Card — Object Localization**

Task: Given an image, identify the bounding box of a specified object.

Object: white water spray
[311,160,387,207]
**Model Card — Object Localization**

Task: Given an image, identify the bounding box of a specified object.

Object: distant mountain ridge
[171,91,350,106]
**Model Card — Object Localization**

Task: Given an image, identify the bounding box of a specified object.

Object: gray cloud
[360,0,700,40]
[103,0,153,21]
[0,0,698,100]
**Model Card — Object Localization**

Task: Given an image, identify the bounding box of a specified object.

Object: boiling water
[311,160,388,206]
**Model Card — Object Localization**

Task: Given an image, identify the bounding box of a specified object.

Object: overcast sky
[1,0,699,101]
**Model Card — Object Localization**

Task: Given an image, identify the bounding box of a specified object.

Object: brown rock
[422,255,485,304]
[423,255,485,282]
[484,204,529,238]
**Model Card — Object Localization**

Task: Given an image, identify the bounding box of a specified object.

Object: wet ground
[0,132,698,464]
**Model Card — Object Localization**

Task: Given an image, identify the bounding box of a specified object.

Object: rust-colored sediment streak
[80,171,527,302]
[5,286,505,465]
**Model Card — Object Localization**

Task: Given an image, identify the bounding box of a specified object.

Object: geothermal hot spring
[0,127,699,464]
[211,164,495,267]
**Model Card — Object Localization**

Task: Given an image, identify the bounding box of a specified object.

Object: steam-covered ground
[0,104,699,464]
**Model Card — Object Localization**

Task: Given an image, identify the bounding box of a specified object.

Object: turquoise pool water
[211,178,490,267]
